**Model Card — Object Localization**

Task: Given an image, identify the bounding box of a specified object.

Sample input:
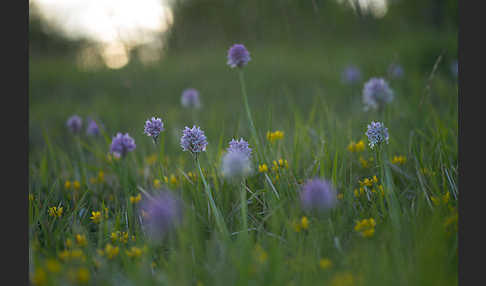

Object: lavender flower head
[86,119,100,136]
[227,138,252,158]
[221,150,252,180]
[110,132,136,158]
[342,65,362,84]
[300,178,337,213]
[227,44,251,68]
[181,88,201,109]
[180,126,208,154]
[140,191,183,241]
[144,117,164,142]
[66,115,82,133]
[388,63,404,79]
[365,121,389,149]
[362,77,394,111]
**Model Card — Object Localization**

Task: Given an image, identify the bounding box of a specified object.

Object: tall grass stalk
[195,156,229,238]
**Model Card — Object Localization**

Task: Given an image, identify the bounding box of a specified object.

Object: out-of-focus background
[29,0,457,152]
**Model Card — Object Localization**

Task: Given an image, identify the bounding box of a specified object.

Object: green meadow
[29,27,457,285]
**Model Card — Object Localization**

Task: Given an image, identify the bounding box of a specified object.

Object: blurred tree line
[30,0,457,58]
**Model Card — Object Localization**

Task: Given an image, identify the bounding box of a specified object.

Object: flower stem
[196,157,229,237]
[240,180,248,239]
[238,70,262,161]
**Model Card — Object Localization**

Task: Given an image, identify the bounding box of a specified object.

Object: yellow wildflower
[164,176,169,183]
[153,179,161,188]
[443,192,450,204]
[31,268,47,286]
[347,141,356,152]
[58,250,71,261]
[65,239,73,248]
[104,244,119,259]
[431,196,440,206]
[98,171,105,182]
[48,206,63,218]
[89,177,97,184]
[254,244,268,263]
[73,180,81,190]
[65,180,72,189]
[29,194,34,202]
[188,171,197,181]
[110,232,119,243]
[337,193,344,200]
[267,130,284,143]
[391,155,407,165]
[330,272,355,286]
[126,246,143,258]
[355,140,365,152]
[354,218,376,238]
[319,258,333,270]
[45,259,61,273]
[130,193,142,204]
[301,216,309,230]
[145,154,158,165]
[70,249,85,261]
[90,211,102,223]
[76,234,87,247]
[169,174,178,185]
[348,140,365,153]
[77,267,90,284]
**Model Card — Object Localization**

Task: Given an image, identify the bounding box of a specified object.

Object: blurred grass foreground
[29,0,458,285]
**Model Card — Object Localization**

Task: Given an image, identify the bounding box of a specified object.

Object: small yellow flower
[65,180,72,189]
[301,216,309,230]
[98,171,105,183]
[391,155,407,165]
[431,196,440,206]
[70,249,85,261]
[120,232,129,244]
[89,177,97,184]
[29,194,34,202]
[347,140,364,153]
[73,180,81,190]
[169,174,178,185]
[104,244,119,259]
[65,238,73,248]
[330,272,355,286]
[153,179,161,189]
[354,218,376,238]
[347,141,356,152]
[337,193,344,200]
[443,192,450,204]
[45,259,61,273]
[75,234,87,247]
[111,232,119,243]
[145,154,158,166]
[267,130,284,143]
[58,250,71,261]
[48,206,63,218]
[31,268,47,286]
[90,211,102,223]
[77,267,90,284]
[126,246,143,258]
[130,193,142,204]
[355,140,365,152]
[319,258,333,270]
[164,176,169,183]
[254,244,268,263]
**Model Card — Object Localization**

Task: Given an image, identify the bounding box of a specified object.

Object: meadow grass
[29,34,457,285]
